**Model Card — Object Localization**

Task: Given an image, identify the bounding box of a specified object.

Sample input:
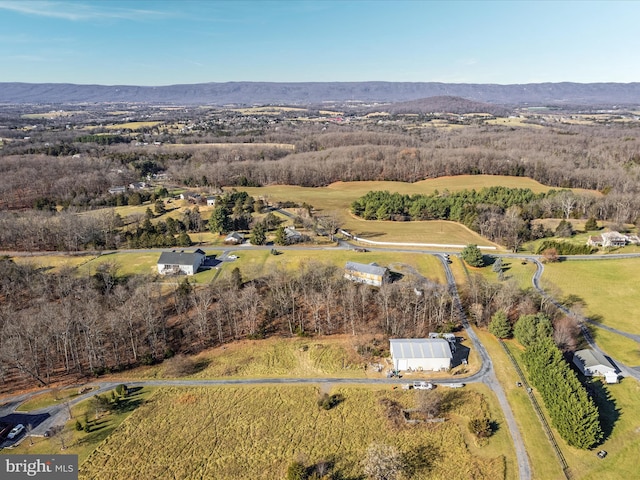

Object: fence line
[499,340,571,480]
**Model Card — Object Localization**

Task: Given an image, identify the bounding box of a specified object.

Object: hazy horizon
[0,0,638,86]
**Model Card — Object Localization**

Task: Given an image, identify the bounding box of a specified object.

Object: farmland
[541,258,640,335]
[80,384,513,480]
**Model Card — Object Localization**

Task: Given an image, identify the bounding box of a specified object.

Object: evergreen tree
[250,223,266,245]
[274,225,287,245]
[585,217,598,231]
[461,244,484,267]
[488,310,511,338]
[208,205,231,234]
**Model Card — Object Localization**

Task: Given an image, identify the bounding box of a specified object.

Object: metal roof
[574,349,615,370]
[345,261,387,277]
[390,339,453,360]
[157,250,204,266]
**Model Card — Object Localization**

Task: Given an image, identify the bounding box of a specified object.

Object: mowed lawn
[217,248,447,284]
[470,258,537,291]
[541,258,640,336]
[80,385,512,480]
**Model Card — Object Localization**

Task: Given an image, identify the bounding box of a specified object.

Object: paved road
[437,254,531,480]
[530,258,640,382]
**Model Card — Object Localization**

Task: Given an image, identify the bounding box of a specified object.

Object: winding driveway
[529,258,640,382]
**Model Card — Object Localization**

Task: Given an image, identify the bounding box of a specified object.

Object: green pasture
[586,327,640,367]
[541,258,640,335]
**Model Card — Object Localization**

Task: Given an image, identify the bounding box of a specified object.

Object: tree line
[0,258,456,391]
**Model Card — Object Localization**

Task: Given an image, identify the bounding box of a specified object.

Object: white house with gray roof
[572,348,618,383]
[344,261,390,287]
[157,249,206,276]
[390,338,453,372]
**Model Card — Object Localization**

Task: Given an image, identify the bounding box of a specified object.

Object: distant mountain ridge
[372,96,512,116]
[1,81,639,106]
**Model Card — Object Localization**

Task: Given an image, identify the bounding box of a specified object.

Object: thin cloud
[0,1,169,21]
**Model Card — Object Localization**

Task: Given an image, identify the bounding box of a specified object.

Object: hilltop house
[390,338,453,372]
[157,249,206,276]
[587,231,640,248]
[206,196,216,206]
[108,186,127,195]
[572,348,618,383]
[344,261,390,287]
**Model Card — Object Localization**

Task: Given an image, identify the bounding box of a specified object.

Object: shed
[390,338,453,372]
[157,249,206,276]
[573,348,618,383]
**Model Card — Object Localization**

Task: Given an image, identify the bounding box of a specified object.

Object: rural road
[437,254,531,480]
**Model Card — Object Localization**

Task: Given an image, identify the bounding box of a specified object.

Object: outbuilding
[390,338,453,372]
[573,348,619,383]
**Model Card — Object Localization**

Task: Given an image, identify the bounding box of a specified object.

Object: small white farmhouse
[573,348,618,383]
[157,249,206,276]
[390,338,453,372]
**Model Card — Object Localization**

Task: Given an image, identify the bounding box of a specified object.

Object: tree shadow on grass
[355,231,386,239]
[586,379,620,443]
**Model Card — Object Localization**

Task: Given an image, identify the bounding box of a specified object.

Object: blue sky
[0,0,638,85]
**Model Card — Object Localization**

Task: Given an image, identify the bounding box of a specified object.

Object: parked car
[7,424,24,439]
[413,381,434,390]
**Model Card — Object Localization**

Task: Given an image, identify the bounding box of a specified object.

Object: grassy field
[341,216,499,247]
[79,384,512,480]
[213,248,448,284]
[541,258,640,335]
[232,175,597,247]
[16,386,97,412]
[10,253,98,273]
[503,335,640,480]
[103,121,162,130]
[471,258,537,291]
[10,245,449,286]
[235,175,566,213]
[586,327,640,367]
[8,387,155,464]
[113,334,479,381]
[476,330,565,480]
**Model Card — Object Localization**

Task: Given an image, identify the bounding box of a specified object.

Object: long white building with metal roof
[390,338,453,372]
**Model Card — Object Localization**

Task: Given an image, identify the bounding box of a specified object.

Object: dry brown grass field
[80,384,513,480]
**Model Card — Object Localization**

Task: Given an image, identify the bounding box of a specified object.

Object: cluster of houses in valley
[107,182,150,195]
[586,231,640,248]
